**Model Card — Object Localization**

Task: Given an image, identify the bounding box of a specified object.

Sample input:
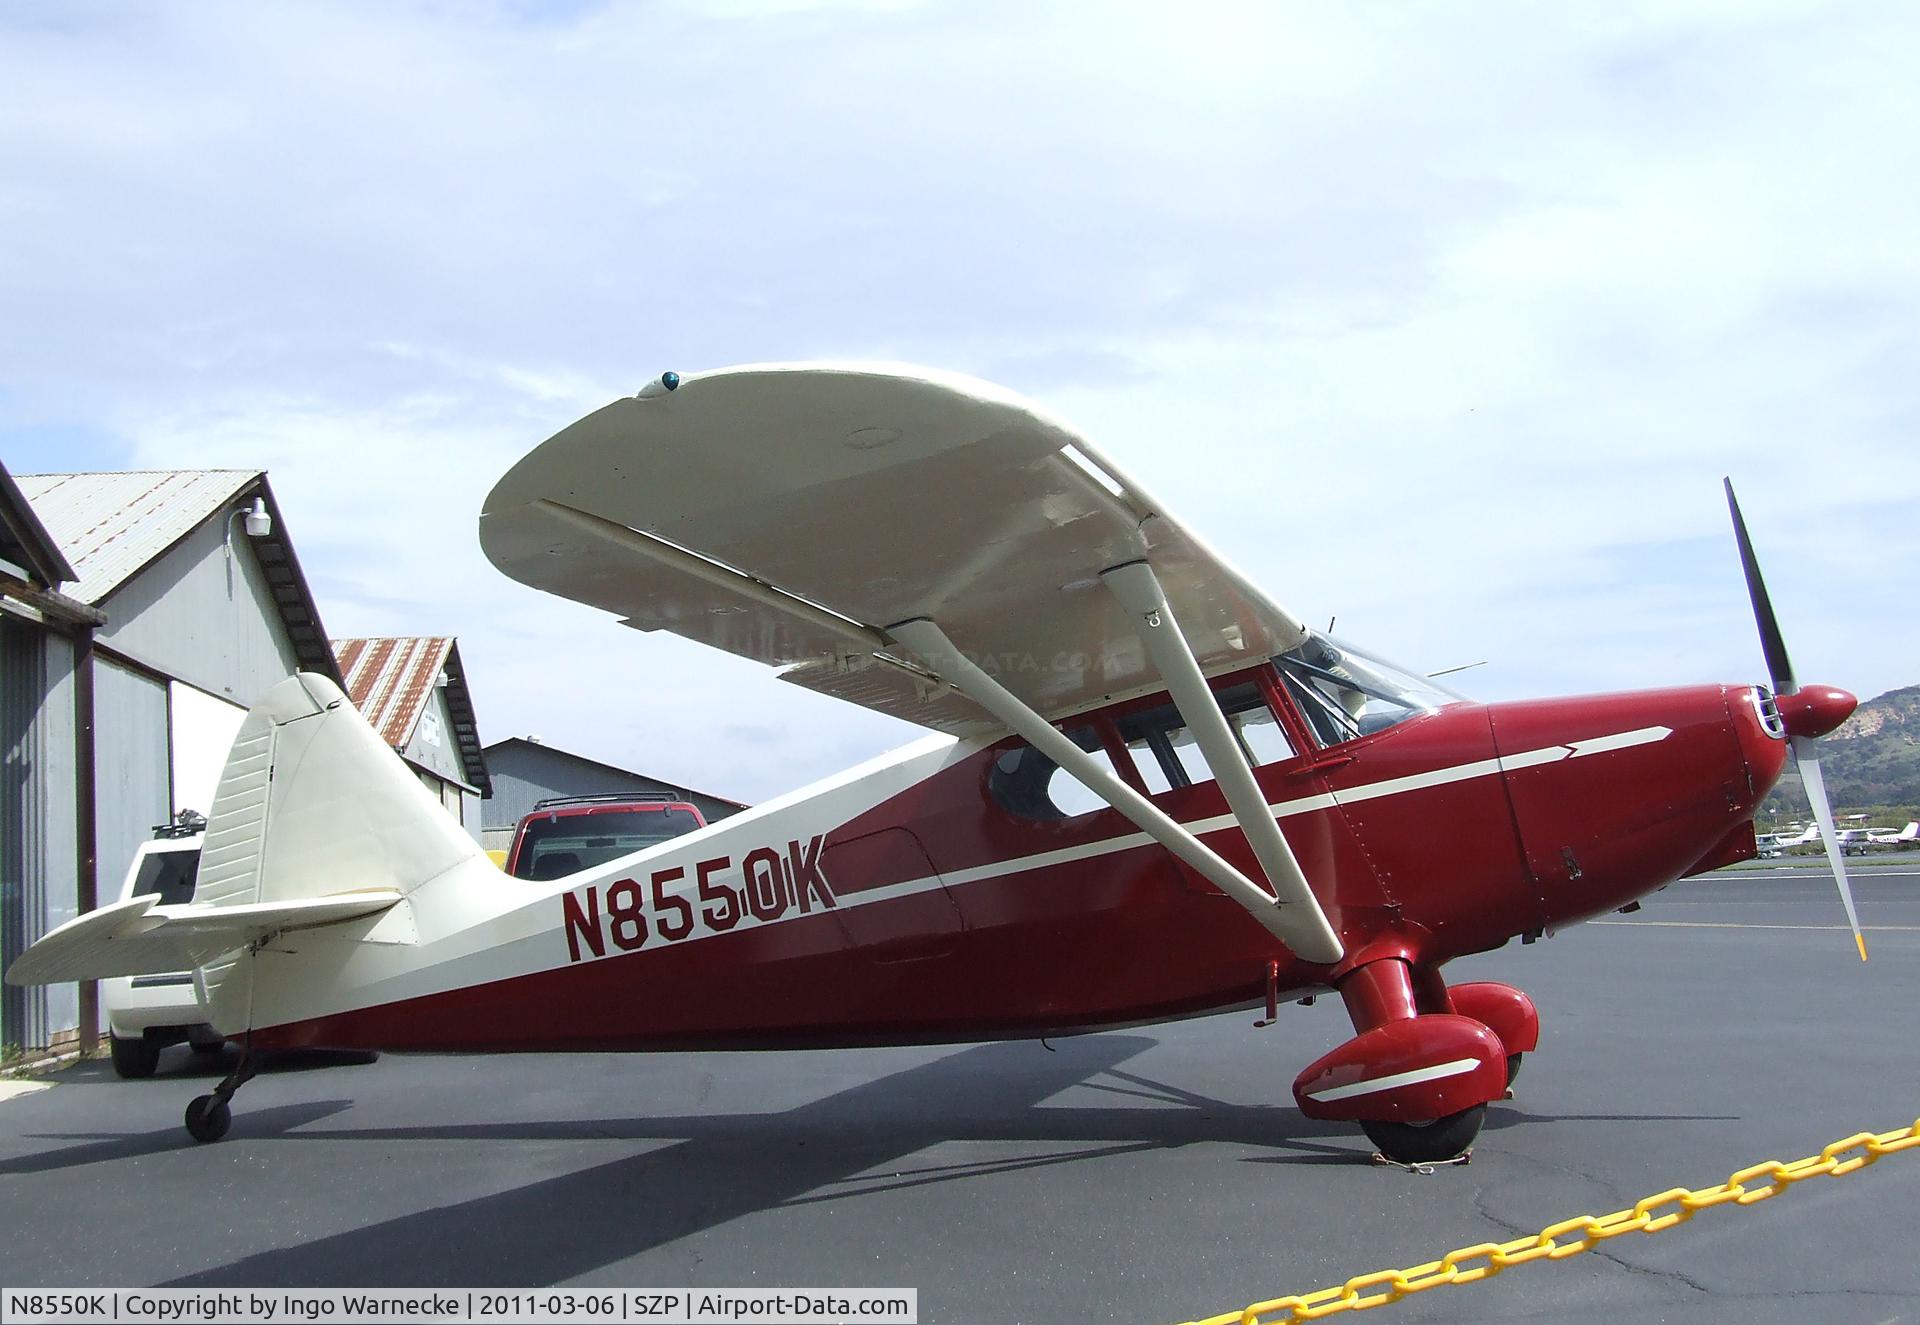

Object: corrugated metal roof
[335,636,454,747]
[13,470,256,604]
[334,636,491,795]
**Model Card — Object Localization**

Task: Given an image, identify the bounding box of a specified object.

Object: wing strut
[888,617,1343,964]
[1101,560,1344,964]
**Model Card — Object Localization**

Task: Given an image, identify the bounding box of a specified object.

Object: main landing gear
[185,1044,257,1144]
[1291,957,1540,1166]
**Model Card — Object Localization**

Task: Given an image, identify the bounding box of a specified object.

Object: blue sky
[3,1,1915,801]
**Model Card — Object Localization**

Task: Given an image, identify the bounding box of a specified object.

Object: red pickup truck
[503,794,708,881]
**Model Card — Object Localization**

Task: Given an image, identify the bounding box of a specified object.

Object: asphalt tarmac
[3,864,1917,1324]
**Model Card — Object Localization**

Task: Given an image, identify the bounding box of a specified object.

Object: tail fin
[197,672,482,1032]
[5,674,479,1036]
[198,672,480,910]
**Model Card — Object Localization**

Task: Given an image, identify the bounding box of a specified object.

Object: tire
[1361,1104,1487,1165]
[184,1095,232,1143]
[1505,1052,1523,1087]
[109,1033,161,1080]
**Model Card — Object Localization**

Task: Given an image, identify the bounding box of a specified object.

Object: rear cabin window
[513,809,702,880]
[988,726,1122,822]
[131,850,200,905]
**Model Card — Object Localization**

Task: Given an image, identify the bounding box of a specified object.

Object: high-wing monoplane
[6,364,1865,1163]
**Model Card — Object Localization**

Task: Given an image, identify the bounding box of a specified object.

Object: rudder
[198,672,481,1033]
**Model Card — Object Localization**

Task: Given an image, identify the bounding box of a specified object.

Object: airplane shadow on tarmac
[148,1035,1735,1289]
[0,1100,357,1176]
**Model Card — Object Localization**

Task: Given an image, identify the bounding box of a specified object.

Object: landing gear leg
[185,1040,257,1144]
[1297,956,1505,1159]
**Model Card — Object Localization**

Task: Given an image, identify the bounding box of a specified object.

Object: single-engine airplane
[5,364,1867,1163]
[1869,821,1919,847]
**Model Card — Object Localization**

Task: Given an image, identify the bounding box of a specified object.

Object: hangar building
[333,635,491,839]
[0,466,337,1053]
[481,736,747,851]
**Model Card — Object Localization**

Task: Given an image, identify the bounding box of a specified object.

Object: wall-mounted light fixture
[224,494,273,595]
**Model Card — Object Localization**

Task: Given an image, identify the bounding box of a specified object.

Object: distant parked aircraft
[1868,821,1919,846]
[1757,823,1818,856]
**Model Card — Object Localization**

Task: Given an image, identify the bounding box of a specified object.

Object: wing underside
[480,362,1307,733]
[479,362,1341,962]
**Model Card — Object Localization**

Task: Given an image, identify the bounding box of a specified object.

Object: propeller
[1725,478,1866,961]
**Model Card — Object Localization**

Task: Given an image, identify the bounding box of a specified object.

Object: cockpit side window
[988,677,1306,820]
[1116,682,1296,792]
[1275,634,1462,747]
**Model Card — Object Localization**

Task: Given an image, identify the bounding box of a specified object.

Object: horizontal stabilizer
[4,890,403,986]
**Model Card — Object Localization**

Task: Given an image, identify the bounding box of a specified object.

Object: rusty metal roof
[15,469,340,680]
[333,636,491,795]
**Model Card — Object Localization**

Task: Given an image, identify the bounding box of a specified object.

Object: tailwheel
[184,1095,232,1144]
[1361,1104,1486,1165]
[182,1040,256,1143]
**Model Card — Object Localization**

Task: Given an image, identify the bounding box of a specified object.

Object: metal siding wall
[95,515,300,706]
[92,659,171,927]
[400,685,465,785]
[39,635,78,1041]
[0,618,46,1049]
[0,624,79,1050]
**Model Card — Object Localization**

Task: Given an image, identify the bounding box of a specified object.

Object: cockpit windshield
[1276,634,1465,747]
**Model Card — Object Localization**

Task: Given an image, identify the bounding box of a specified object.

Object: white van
[101,827,225,1078]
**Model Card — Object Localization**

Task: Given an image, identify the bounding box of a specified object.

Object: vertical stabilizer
[197,672,482,1033]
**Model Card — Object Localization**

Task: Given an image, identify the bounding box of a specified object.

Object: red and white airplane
[5,364,1866,1163]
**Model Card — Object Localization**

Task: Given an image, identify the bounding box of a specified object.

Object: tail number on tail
[561,836,836,963]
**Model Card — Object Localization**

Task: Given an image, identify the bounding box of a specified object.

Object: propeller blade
[1795,737,1867,961]
[1724,478,1796,696]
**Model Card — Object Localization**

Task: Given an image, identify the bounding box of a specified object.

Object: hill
[1760,684,1920,826]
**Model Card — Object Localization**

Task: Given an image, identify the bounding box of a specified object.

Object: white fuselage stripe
[922,725,1673,896]
[1306,1057,1481,1103]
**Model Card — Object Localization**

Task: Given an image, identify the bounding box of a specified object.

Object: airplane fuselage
[241,663,1789,1056]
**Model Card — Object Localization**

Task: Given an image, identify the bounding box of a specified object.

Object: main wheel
[109,1033,160,1080]
[1361,1104,1486,1165]
[1506,1052,1524,1087]
[184,1095,232,1144]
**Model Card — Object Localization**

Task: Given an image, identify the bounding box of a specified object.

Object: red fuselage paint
[253,664,1792,1055]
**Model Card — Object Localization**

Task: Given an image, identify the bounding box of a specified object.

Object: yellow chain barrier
[1177,1118,1920,1325]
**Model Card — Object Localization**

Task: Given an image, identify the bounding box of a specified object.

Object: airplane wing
[480,363,1309,734]
[483,362,1343,963]
[4,891,404,985]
